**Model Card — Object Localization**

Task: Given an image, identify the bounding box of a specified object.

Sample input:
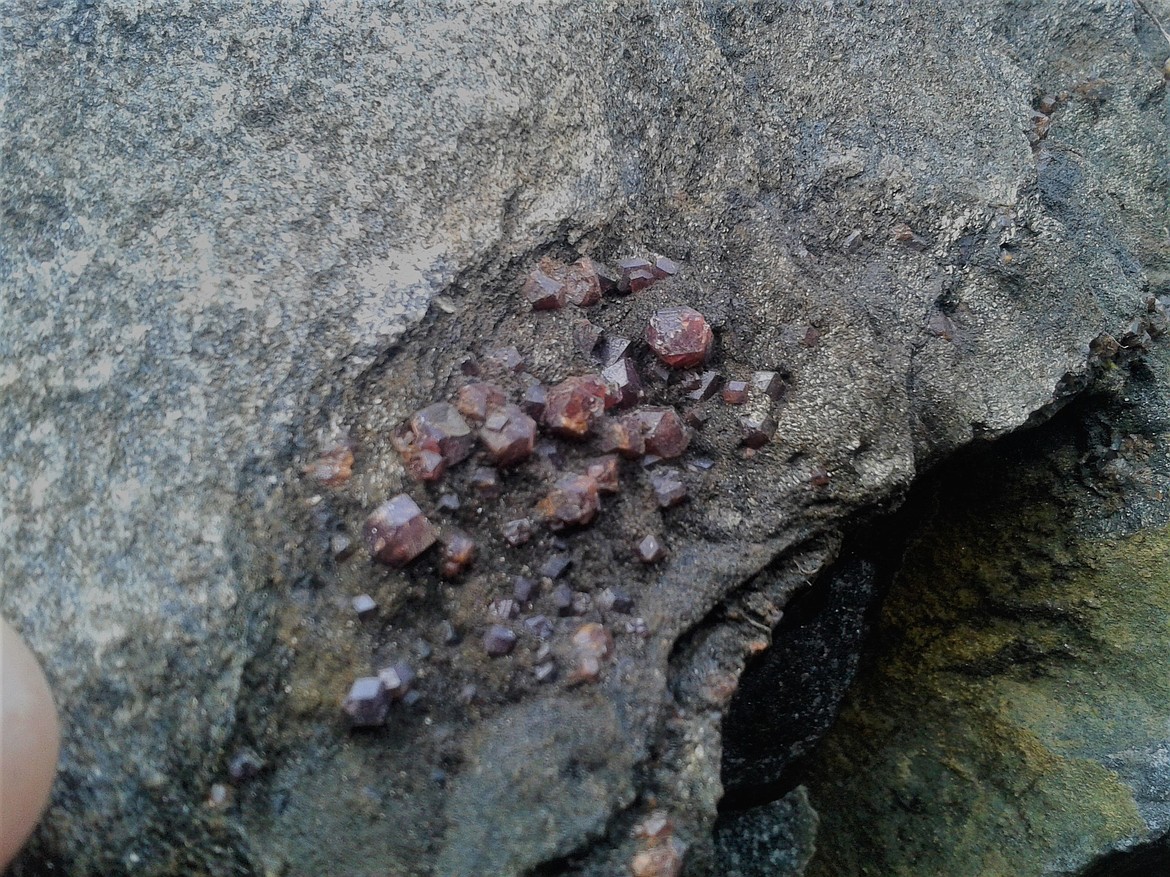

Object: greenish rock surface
[801,348,1170,876]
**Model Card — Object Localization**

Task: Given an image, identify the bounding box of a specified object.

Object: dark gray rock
[0,0,1163,874]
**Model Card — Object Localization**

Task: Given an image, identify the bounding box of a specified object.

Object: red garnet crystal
[503,517,535,546]
[602,358,644,409]
[651,255,679,278]
[411,403,475,466]
[646,306,713,369]
[751,370,785,401]
[304,441,355,486]
[455,382,508,424]
[537,474,601,529]
[562,258,604,307]
[520,382,549,420]
[684,370,722,402]
[439,530,476,578]
[479,404,537,467]
[598,414,646,458]
[584,455,621,494]
[637,534,665,563]
[741,411,777,448]
[617,257,656,293]
[363,495,438,566]
[635,408,690,459]
[543,375,608,439]
[522,261,567,310]
[722,381,748,404]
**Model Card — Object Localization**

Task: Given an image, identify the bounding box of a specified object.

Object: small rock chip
[331,533,355,560]
[436,493,461,512]
[634,810,674,841]
[524,614,555,640]
[483,625,517,657]
[540,553,573,580]
[533,660,558,683]
[486,346,525,372]
[520,382,549,420]
[503,517,535,547]
[551,583,576,617]
[646,306,713,368]
[801,325,823,347]
[684,370,722,401]
[751,370,785,401]
[649,470,687,508]
[352,593,377,620]
[469,466,500,498]
[598,587,635,613]
[573,320,604,358]
[543,375,609,439]
[598,415,646,459]
[569,622,614,684]
[925,310,956,341]
[810,467,831,488]
[631,838,686,877]
[626,617,651,638]
[722,380,748,404]
[584,455,621,494]
[439,530,476,578]
[534,440,567,470]
[522,262,566,310]
[490,598,520,620]
[364,495,438,566]
[228,749,264,784]
[343,677,390,727]
[636,408,690,459]
[440,620,461,645]
[636,535,665,564]
[378,662,415,701]
[513,576,539,603]
[601,358,644,409]
[741,411,778,448]
[651,255,679,278]
[683,407,708,430]
[478,404,537,467]
[304,441,355,486]
[390,423,446,481]
[643,359,673,384]
[687,457,715,472]
[537,474,601,529]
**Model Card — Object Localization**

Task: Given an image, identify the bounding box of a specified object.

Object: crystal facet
[751,370,785,401]
[343,677,390,727]
[584,455,621,494]
[411,402,475,466]
[598,415,646,459]
[602,358,644,409]
[543,375,608,439]
[483,625,517,657]
[646,306,713,368]
[741,411,777,448]
[684,370,722,402]
[439,530,476,578]
[635,408,690,459]
[722,381,748,404]
[637,535,665,563]
[537,474,601,529]
[522,262,566,310]
[363,495,438,566]
[478,403,537,467]
[649,470,687,508]
[455,382,508,424]
[503,517,535,547]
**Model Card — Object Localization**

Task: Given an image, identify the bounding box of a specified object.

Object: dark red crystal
[722,381,748,404]
[439,530,476,578]
[646,306,713,368]
[584,455,621,494]
[411,402,475,466]
[537,474,601,529]
[543,375,608,439]
[363,495,438,566]
[562,257,604,307]
[479,403,537,467]
[635,408,690,459]
[455,382,508,424]
[596,334,632,366]
[597,414,646,459]
[304,441,355,487]
[602,358,644,409]
[521,382,548,420]
[470,466,500,497]
[684,370,722,402]
[741,411,777,448]
[651,255,679,278]
[616,257,655,293]
[483,625,517,657]
[522,261,567,310]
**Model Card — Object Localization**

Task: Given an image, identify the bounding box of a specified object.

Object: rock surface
[0,1,1164,876]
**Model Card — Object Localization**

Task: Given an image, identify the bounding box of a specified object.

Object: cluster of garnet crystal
[322,252,792,724]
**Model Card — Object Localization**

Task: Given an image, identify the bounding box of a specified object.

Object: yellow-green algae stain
[802,447,1169,877]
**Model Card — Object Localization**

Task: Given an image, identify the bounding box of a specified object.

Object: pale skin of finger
[0,617,60,869]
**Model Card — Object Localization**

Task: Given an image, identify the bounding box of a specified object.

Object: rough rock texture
[794,344,1170,877]
[0,1,1164,876]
